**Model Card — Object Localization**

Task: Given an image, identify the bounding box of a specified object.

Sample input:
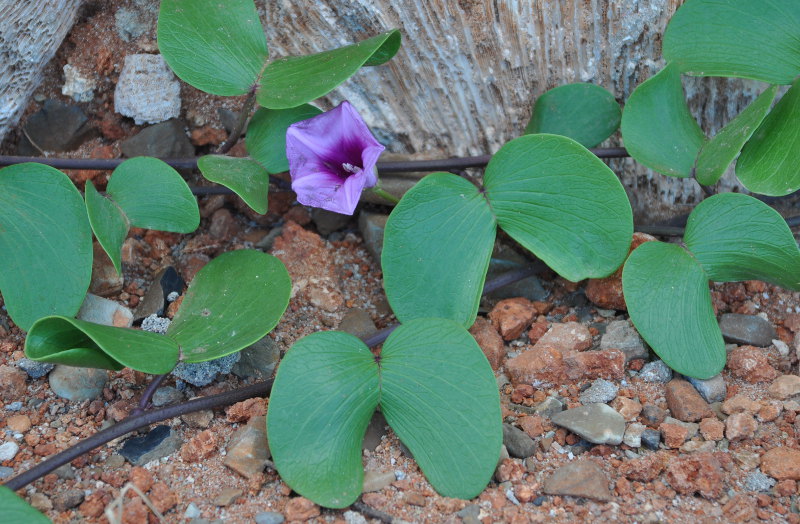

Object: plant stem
[130,374,168,416]
[369,186,401,205]
[216,90,258,155]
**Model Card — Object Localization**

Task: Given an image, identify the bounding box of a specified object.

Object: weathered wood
[0,0,83,142]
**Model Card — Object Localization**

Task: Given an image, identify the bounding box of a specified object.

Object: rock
[660,422,689,448]
[725,412,757,441]
[502,424,537,458]
[543,460,612,501]
[699,417,725,441]
[52,489,84,511]
[732,450,761,471]
[284,497,320,521]
[563,349,625,381]
[180,429,219,462]
[769,375,800,399]
[518,415,545,438]
[0,442,19,461]
[534,396,563,418]
[224,416,270,479]
[758,401,782,422]
[209,208,239,239]
[150,483,177,514]
[535,322,592,352]
[311,208,352,235]
[599,320,648,361]
[338,309,377,340]
[665,379,714,422]
[358,212,388,261]
[551,404,625,445]
[619,451,670,481]
[0,365,28,401]
[0,467,14,480]
[89,242,124,296]
[686,374,727,403]
[719,314,777,347]
[152,386,184,407]
[6,414,31,433]
[62,64,96,102]
[612,397,642,421]
[172,352,240,387]
[28,493,52,512]
[344,510,368,524]
[17,358,54,379]
[231,335,280,380]
[663,416,699,439]
[641,429,661,450]
[255,512,285,524]
[485,250,548,302]
[363,470,395,492]
[761,447,800,480]
[18,100,95,154]
[133,266,185,321]
[115,54,181,125]
[579,378,618,404]
[638,359,673,383]
[665,452,725,499]
[184,503,201,519]
[362,411,388,451]
[744,471,776,492]
[585,232,656,310]
[78,293,133,327]
[623,422,646,448]
[120,425,182,465]
[506,345,564,386]
[727,346,778,383]
[722,395,760,415]
[212,488,243,506]
[469,317,504,371]
[114,6,152,41]
[121,118,194,158]
[489,298,536,341]
[49,365,108,401]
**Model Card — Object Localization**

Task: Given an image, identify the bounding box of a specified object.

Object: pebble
[284,497,320,521]
[6,414,31,433]
[612,397,642,421]
[224,416,270,479]
[761,447,800,480]
[5,401,23,411]
[489,298,536,341]
[52,489,84,511]
[469,317,505,371]
[502,424,537,458]
[744,471,776,492]
[184,503,202,519]
[663,417,699,439]
[17,358,54,379]
[311,208,352,236]
[77,293,133,327]
[172,352,241,387]
[686,374,727,403]
[363,470,395,492]
[551,404,626,445]
[181,409,214,429]
[768,375,800,399]
[665,452,725,499]
[48,365,108,401]
[18,99,95,154]
[579,378,618,404]
[623,422,646,448]
[152,386,184,407]
[727,346,778,383]
[725,412,757,441]
[665,379,714,422]
[543,460,612,501]
[535,322,592,352]
[212,488,243,506]
[638,360,673,383]
[115,54,181,125]
[362,411,388,451]
[90,242,124,297]
[134,266,185,321]
[120,425,182,465]
[121,118,195,158]
[29,493,52,512]
[338,308,377,340]
[0,365,28,401]
[641,429,661,450]
[114,5,151,41]
[0,441,19,461]
[719,313,777,346]
[344,510,368,524]
[0,467,14,479]
[485,253,548,302]
[254,512,285,524]
[599,320,648,361]
[62,64,96,102]
[357,212,388,261]
[534,396,563,418]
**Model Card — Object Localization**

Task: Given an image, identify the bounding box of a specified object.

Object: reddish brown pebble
[619,452,670,482]
[0,365,27,401]
[722,494,757,522]
[534,322,592,352]
[722,395,761,415]
[149,482,177,514]
[129,467,154,496]
[79,490,110,518]
[665,379,714,422]
[284,497,320,521]
[495,459,525,483]
[122,498,149,524]
[758,401,783,422]
[226,397,268,422]
[489,298,537,341]
[727,346,779,383]
[665,452,725,499]
[404,492,428,507]
[612,397,642,421]
[469,317,505,370]
[585,232,656,310]
[774,479,797,497]
[506,346,565,385]
[726,412,758,441]
[527,317,549,345]
[769,375,800,399]
[699,417,725,441]
[181,429,219,463]
[6,414,31,433]
[660,422,689,448]
[563,348,625,381]
[761,448,800,480]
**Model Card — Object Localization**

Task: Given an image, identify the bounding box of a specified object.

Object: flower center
[341,163,361,174]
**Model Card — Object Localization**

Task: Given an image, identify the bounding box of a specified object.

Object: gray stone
[457,504,480,524]
[18,99,96,154]
[0,442,19,461]
[173,352,241,387]
[641,429,661,450]
[254,512,285,524]
[54,463,75,480]
[5,401,23,411]
[543,460,612,501]
[62,64,96,102]
[231,336,280,380]
[224,416,270,479]
[744,470,776,492]
[338,309,376,339]
[49,366,108,401]
[115,54,181,125]
[600,320,648,361]
[362,410,388,451]
[639,360,673,383]
[121,119,194,158]
[344,511,368,524]
[503,423,537,458]
[255,227,283,251]
[534,396,563,418]
[114,7,150,42]
[579,378,619,404]
[686,374,727,403]
[17,358,54,379]
[641,404,667,426]
[0,467,13,479]
[120,425,182,465]
[52,489,84,511]
[485,245,548,302]
[358,212,388,261]
[663,416,699,439]
[719,313,777,347]
[134,266,185,322]
[184,503,202,519]
[141,315,171,334]
[181,410,214,429]
[363,470,395,492]
[551,404,626,445]
[311,208,352,235]
[77,293,133,327]
[623,422,646,448]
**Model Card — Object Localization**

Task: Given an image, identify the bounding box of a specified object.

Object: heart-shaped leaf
[684,192,800,289]
[525,83,621,148]
[663,0,800,85]
[158,0,269,95]
[380,318,502,499]
[695,85,778,185]
[382,173,495,327]
[736,79,800,196]
[0,486,50,524]
[257,30,401,109]
[483,134,633,281]
[197,155,269,214]
[84,181,129,274]
[246,104,323,173]
[623,241,725,379]
[25,316,180,374]
[620,63,706,177]
[0,163,92,331]
[168,250,291,362]
[267,331,380,508]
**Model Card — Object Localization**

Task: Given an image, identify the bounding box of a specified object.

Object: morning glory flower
[286,101,385,215]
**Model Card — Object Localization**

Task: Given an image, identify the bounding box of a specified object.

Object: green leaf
[736,79,800,196]
[107,157,199,232]
[380,318,502,499]
[257,30,401,109]
[25,316,179,374]
[622,241,725,379]
[621,63,706,177]
[483,134,633,281]
[158,0,268,95]
[684,192,800,289]
[695,86,779,185]
[197,155,269,214]
[382,173,495,327]
[167,250,291,362]
[524,83,621,148]
[0,486,51,524]
[268,331,379,508]
[0,163,92,331]
[84,181,129,274]
[663,0,800,85]
[246,105,323,173]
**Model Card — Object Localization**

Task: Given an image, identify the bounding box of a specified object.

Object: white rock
[0,441,19,461]
[773,338,790,357]
[62,64,96,102]
[114,54,181,125]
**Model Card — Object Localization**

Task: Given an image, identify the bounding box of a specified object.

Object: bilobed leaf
[0,486,51,524]
[84,181,129,274]
[246,104,323,173]
[0,163,92,331]
[25,316,179,374]
[663,0,800,85]
[525,83,621,148]
[158,0,268,95]
[695,85,779,185]
[736,79,800,196]
[168,250,291,362]
[380,318,502,499]
[622,241,725,379]
[198,155,269,214]
[620,63,706,177]
[268,331,379,508]
[382,173,496,327]
[483,134,633,281]
[684,192,800,289]
[257,30,401,109]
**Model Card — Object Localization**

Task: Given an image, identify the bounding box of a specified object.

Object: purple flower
[286,101,385,215]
